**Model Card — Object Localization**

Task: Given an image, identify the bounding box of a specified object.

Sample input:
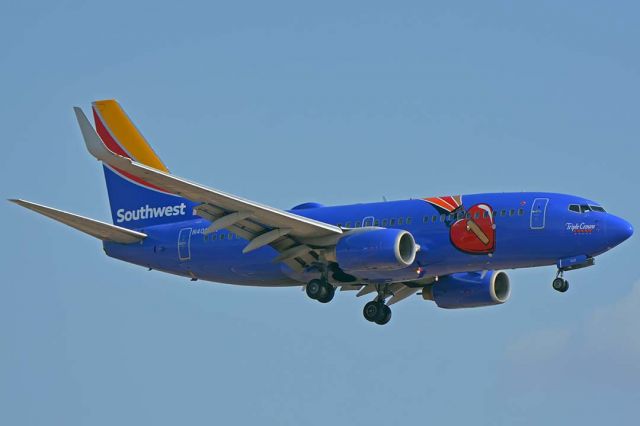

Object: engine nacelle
[333,228,418,272]
[423,271,510,309]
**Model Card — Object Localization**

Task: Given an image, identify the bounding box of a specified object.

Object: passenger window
[398,217,404,225]
[204,234,208,241]
[465,212,471,219]
[406,217,412,225]
[354,221,361,228]
[423,216,429,223]
[220,233,226,240]
[500,210,506,217]
[483,211,489,218]
[457,211,464,220]
[337,223,343,228]
[518,208,524,216]
[431,215,437,223]
[212,233,217,240]
[440,214,445,222]
[448,214,454,221]
[389,218,395,226]
[509,209,515,216]
[381,219,387,227]
[474,212,480,219]
[374,219,380,226]
[345,221,352,228]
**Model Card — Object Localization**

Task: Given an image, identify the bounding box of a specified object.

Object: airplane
[10,100,634,325]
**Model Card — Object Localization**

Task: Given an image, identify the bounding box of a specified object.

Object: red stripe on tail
[93,109,171,194]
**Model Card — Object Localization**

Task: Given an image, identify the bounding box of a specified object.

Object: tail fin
[91,100,196,229]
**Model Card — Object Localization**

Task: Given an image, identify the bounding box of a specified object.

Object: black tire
[317,283,335,303]
[375,305,392,325]
[560,280,569,293]
[363,301,385,322]
[552,277,565,292]
[306,279,323,300]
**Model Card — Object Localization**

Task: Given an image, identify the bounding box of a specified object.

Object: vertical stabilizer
[90,100,196,229]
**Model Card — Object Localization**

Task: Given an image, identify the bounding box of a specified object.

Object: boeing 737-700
[10,100,634,325]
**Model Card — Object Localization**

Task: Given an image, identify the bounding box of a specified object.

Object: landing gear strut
[552,271,569,293]
[306,278,335,303]
[363,284,393,325]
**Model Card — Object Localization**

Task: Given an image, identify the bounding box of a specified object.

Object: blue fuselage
[103,192,633,286]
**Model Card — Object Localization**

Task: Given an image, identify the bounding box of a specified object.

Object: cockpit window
[569,203,606,214]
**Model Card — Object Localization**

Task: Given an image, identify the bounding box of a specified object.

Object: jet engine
[422,270,510,309]
[329,228,418,272]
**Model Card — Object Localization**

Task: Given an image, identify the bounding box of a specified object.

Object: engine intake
[332,228,417,272]
[423,270,510,309]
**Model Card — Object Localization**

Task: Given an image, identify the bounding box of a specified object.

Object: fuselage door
[178,227,192,261]
[530,198,549,229]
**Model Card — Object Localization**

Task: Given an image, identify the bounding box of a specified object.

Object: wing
[74,107,342,270]
[9,199,147,244]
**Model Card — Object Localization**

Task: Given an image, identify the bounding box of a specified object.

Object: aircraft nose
[607,215,634,246]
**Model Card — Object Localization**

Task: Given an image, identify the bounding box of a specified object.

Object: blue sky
[1,1,639,424]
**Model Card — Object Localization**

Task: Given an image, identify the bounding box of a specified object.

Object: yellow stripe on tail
[92,100,169,172]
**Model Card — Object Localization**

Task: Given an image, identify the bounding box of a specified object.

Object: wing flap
[9,199,146,244]
[386,285,420,305]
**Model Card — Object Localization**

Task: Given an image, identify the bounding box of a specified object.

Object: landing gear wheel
[317,284,335,304]
[375,305,392,325]
[552,278,569,293]
[306,279,335,303]
[306,279,324,300]
[363,301,389,323]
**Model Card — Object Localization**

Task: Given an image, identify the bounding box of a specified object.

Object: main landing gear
[306,278,335,303]
[362,284,392,325]
[305,277,393,326]
[363,300,392,325]
[552,271,569,293]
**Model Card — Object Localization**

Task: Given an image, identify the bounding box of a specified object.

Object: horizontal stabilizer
[9,199,147,244]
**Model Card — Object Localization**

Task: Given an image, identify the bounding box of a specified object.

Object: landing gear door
[530,198,549,230]
[178,227,192,261]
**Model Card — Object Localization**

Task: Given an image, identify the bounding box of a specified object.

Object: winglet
[74,107,112,162]
[73,107,132,170]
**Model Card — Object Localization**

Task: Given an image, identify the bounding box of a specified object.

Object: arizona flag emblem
[424,195,462,213]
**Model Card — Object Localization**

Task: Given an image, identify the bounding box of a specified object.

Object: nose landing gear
[552,271,569,293]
